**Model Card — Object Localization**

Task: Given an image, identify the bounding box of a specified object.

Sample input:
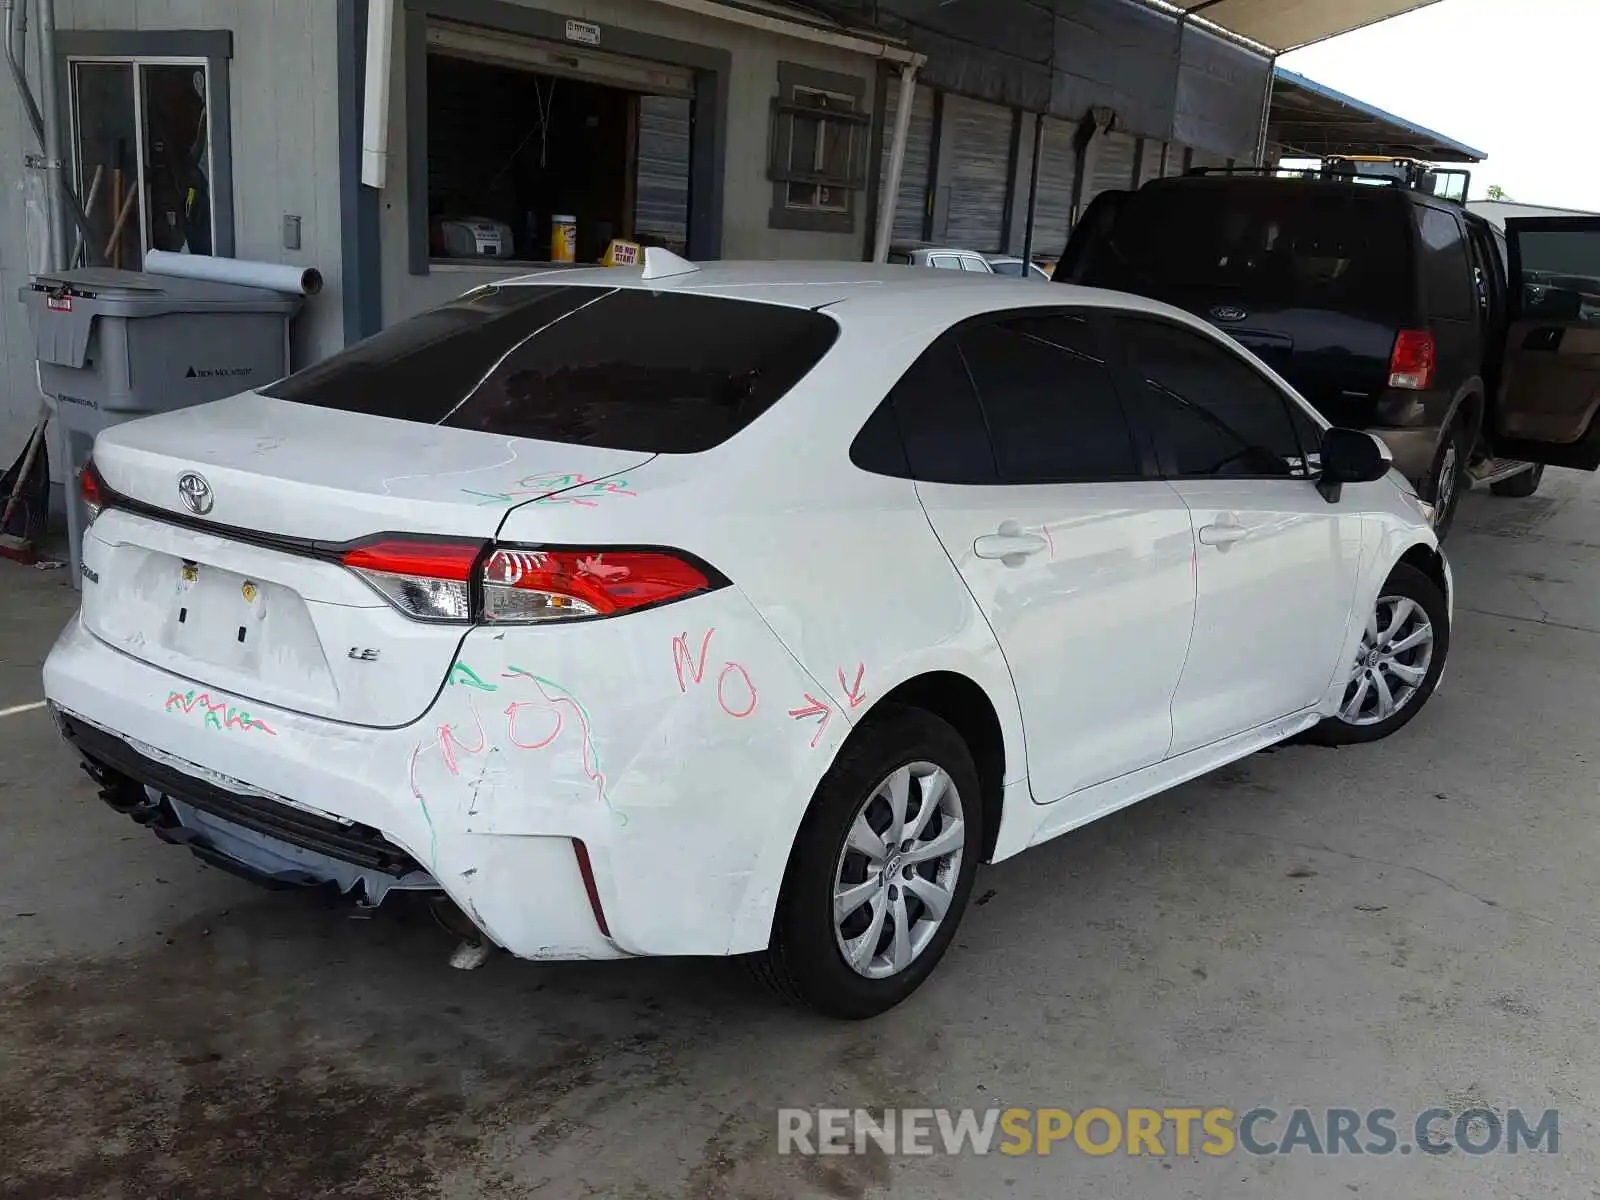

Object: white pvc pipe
[874,63,919,263]
[361,0,397,189]
[145,250,323,296]
[645,0,922,65]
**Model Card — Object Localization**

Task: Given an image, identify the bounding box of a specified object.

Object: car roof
[491,259,1194,327]
[505,259,1171,312]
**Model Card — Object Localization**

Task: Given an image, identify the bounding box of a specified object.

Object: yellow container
[551,214,577,263]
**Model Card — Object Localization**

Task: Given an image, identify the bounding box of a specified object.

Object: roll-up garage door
[1138,140,1166,186]
[879,82,935,243]
[943,95,1013,252]
[1027,116,1077,259]
[1082,130,1138,209]
[636,95,690,250]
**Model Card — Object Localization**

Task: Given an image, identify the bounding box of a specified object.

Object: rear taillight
[79,459,105,524]
[342,538,484,623]
[1388,329,1436,391]
[340,539,718,625]
[481,548,713,624]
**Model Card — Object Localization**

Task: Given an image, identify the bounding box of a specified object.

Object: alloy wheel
[832,762,966,980]
[1339,594,1435,726]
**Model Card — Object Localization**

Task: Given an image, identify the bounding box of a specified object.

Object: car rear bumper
[43,590,847,961]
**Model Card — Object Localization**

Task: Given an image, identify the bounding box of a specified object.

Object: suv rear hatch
[81,281,839,729]
[1066,181,1415,423]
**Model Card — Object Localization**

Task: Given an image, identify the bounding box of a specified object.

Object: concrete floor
[3,473,1599,1199]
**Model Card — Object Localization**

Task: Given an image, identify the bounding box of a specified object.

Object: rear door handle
[974,532,1049,561]
[1198,521,1249,548]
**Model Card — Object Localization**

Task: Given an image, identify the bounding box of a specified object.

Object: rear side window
[957,314,1141,482]
[263,286,839,454]
[1416,208,1476,319]
[1087,184,1412,316]
[1115,316,1308,478]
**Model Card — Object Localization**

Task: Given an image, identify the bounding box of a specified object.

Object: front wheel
[1491,463,1545,498]
[755,706,982,1019]
[1305,563,1450,747]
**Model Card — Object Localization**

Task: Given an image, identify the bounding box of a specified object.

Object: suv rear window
[1089,184,1412,316]
[263,286,839,453]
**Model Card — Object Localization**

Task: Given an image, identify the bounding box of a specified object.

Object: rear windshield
[1090,185,1412,315]
[263,286,839,453]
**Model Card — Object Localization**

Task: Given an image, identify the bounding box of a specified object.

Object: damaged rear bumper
[62,708,437,899]
[42,585,843,963]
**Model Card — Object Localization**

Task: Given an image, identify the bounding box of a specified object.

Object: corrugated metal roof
[1270,68,1486,162]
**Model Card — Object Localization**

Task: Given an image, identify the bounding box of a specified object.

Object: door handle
[973,532,1049,561]
[1198,521,1249,548]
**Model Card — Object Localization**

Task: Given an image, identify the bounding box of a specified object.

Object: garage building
[0,0,1462,502]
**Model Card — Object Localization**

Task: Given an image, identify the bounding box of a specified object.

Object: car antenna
[641,247,700,281]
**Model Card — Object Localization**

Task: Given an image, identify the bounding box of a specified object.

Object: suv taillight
[341,539,718,625]
[1388,329,1436,391]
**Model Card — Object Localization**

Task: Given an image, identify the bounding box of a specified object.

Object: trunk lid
[84,393,652,728]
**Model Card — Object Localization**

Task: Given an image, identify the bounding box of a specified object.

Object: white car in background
[983,253,1053,281]
[46,253,1453,1019]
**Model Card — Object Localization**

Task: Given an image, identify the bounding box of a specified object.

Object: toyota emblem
[177,471,214,516]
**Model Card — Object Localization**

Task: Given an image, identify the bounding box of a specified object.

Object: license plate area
[169,559,275,669]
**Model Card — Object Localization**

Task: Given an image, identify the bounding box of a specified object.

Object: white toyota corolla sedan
[44,253,1451,1019]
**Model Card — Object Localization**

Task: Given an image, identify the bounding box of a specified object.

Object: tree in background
[1486,184,1512,200]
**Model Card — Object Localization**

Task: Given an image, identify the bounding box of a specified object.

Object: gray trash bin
[21,268,302,581]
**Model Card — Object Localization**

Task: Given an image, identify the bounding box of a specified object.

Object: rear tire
[756,705,982,1020]
[1424,415,1471,540]
[1305,563,1449,747]
[1491,463,1544,498]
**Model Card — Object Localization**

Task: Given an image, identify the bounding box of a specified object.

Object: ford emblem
[177,471,214,516]
[1211,305,1249,323]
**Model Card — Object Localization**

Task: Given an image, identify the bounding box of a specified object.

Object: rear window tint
[1091,184,1412,316]
[263,286,839,453]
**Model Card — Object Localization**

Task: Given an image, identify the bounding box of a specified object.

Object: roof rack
[1184,166,1407,189]
[1182,158,1471,204]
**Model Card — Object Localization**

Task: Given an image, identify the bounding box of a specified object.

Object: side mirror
[1317,427,1388,501]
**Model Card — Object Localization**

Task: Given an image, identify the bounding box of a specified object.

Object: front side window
[956,313,1141,482]
[264,286,839,454]
[1514,223,1600,327]
[1115,316,1309,478]
[71,59,214,265]
[989,260,1026,278]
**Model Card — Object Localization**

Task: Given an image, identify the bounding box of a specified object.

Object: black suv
[1055,172,1600,534]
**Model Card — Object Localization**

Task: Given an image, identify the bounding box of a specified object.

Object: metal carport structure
[779,0,1457,258]
[1268,67,1487,163]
